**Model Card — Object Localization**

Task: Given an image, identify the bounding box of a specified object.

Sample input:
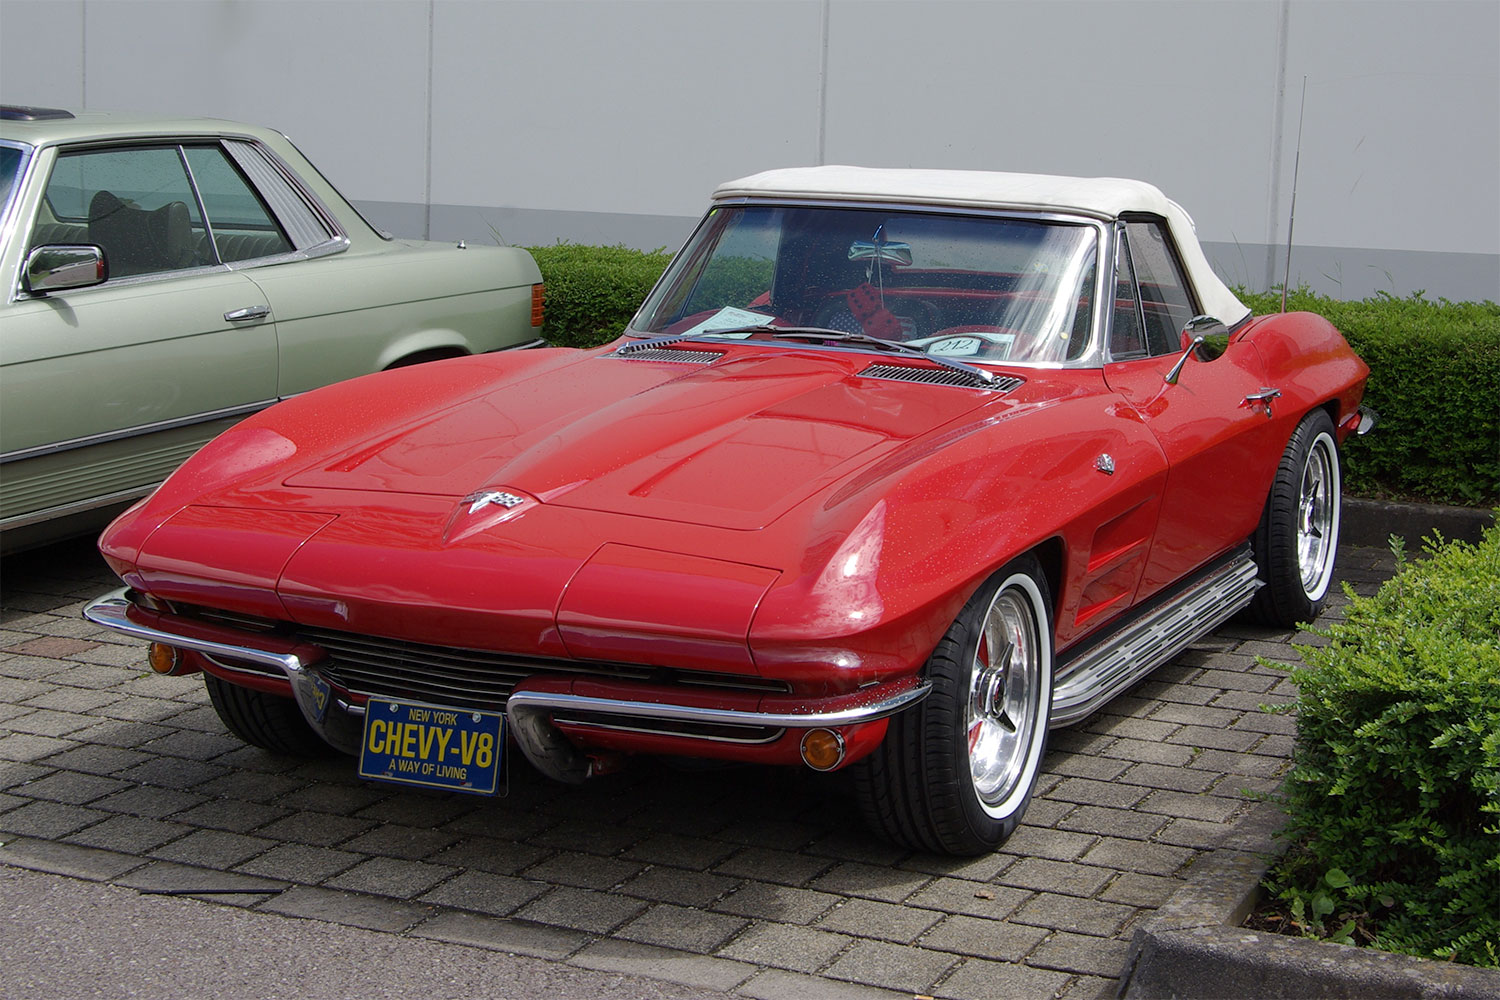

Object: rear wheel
[1249,409,1342,627]
[854,556,1053,855]
[204,673,331,756]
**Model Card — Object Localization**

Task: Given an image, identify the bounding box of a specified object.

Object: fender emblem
[1095,454,1116,475]
[464,490,527,513]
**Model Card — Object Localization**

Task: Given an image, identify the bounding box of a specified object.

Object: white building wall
[2,0,1496,301]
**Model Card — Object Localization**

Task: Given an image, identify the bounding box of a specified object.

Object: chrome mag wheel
[967,584,1045,813]
[1298,430,1341,601]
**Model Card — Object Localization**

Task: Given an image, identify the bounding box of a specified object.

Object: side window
[41,146,209,278]
[221,139,336,252]
[1123,220,1196,356]
[183,145,293,263]
[1110,231,1146,359]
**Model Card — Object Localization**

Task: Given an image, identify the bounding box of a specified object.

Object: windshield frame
[0,140,35,252]
[629,198,1114,369]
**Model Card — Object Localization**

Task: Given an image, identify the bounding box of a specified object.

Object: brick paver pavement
[0,536,1396,998]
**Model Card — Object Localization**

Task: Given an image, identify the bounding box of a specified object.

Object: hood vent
[613,346,725,364]
[859,363,1023,393]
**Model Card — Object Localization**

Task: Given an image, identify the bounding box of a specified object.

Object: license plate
[357,698,504,796]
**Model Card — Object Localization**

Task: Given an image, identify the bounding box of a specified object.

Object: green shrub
[524,247,1498,504]
[1239,289,1500,505]
[526,243,673,349]
[1265,523,1500,966]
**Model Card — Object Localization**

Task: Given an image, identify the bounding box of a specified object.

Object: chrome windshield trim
[505,682,930,731]
[2,139,41,303]
[0,400,276,464]
[628,201,1109,368]
[82,590,308,676]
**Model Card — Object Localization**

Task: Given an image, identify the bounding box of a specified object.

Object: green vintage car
[0,105,545,553]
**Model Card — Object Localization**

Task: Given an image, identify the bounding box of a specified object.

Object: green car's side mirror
[23,244,108,295]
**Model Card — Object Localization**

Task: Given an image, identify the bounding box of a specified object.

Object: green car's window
[41,146,210,278]
[222,139,335,251]
[0,144,28,223]
[183,145,293,262]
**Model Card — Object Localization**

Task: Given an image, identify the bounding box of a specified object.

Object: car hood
[282,347,999,530]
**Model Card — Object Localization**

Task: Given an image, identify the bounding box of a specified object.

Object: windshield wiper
[623,325,996,384]
[706,325,997,384]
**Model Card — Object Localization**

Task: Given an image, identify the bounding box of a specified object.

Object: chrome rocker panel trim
[1049,547,1263,728]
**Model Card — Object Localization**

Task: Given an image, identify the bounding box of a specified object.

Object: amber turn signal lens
[800,728,846,771]
[531,283,546,327]
[148,642,181,674]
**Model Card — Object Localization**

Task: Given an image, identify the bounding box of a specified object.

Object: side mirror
[1179,314,1229,361]
[23,244,108,295]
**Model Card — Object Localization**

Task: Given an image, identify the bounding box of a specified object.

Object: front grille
[301,625,661,708]
[185,605,785,710]
[859,363,1023,392]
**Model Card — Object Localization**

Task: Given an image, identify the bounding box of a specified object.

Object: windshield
[634,205,1099,365]
[0,143,31,231]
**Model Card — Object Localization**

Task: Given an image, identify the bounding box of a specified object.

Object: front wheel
[204,673,332,757]
[854,556,1053,855]
[1248,409,1342,627]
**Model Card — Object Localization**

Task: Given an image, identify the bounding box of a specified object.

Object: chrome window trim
[628,198,1113,369]
[0,399,276,465]
[177,143,222,265]
[0,139,35,248]
[222,139,338,250]
[233,139,345,242]
[2,139,42,304]
[279,133,389,242]
[227,234,350,269]
[6,133,352,302]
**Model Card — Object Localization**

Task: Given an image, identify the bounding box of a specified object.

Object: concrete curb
[1341,498,1494,548]
[1114,495,1500,1000]
[1115,799,1500,999]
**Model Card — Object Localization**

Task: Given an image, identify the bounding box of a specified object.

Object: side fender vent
[612,346,724,364]
[859,363,1023,393]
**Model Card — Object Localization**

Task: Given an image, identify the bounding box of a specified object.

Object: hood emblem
[464,490,527,514]
[445,488,535,545]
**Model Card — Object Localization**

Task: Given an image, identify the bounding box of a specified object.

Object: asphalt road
[0,864,728,1000]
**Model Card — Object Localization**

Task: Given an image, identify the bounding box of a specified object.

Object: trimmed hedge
[1238,289,1500,506]
[525,244,1499,505]
[526,242,673,349]
[1264,524,1500,966]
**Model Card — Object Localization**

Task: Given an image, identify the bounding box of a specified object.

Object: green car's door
[0,143,278,533]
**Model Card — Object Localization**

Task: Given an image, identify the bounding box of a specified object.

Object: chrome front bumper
[83,588,929,770]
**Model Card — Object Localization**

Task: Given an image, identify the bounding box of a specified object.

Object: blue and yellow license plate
[357,698,503,795]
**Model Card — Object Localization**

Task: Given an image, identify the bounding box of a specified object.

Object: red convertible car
[86,168,1371,855]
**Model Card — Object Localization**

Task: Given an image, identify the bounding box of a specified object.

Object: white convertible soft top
[715,166,1249,327]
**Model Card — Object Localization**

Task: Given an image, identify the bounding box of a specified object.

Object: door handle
[1242,387,1282,418]
[225,305,270,323]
